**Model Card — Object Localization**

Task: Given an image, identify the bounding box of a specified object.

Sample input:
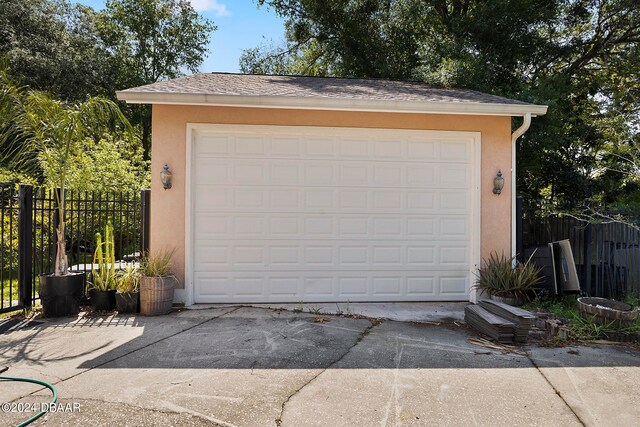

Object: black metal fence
[0,184,20,314]
[0,184,150,314]
[521,201,640,300]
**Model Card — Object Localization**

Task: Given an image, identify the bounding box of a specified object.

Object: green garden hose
[0,376,57,427]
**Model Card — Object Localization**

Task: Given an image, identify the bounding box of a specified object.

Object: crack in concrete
[8,306,241,403]
[274,319,381,427]
[160,399,239,427]
[380,339,405,427]
[525,351,586,426]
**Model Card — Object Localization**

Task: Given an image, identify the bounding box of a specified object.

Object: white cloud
[189,0,231,16]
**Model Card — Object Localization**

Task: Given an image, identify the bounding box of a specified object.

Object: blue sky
[71,0,286,73]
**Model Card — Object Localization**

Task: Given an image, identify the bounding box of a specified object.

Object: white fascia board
[116,91,548,117]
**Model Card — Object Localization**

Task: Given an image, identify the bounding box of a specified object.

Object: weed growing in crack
[308,306,323,315]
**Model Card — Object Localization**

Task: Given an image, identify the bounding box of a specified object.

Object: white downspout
[511,112,532,258]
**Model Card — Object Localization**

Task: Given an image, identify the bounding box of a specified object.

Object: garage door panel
[193,239,469,271]
[271,137,302,156]
[194,187,470,214]
[407,141,436,159]
[196,132,469,163]
[373,140,404,158]
[234,136,266,155]
[194,214,231,234]
[305,137,337,157]
[440,191,470,210]
[440,166,471,188]
[194,213,468,240]
[271,163,301,184]
[191,126,477,302]
[192,271,469,302]
[194,158,466,190]
[440,218,470,237]
[440,140,472,161]
[195,135,230,155]
[194,186,230,210]
[439,276,468,295]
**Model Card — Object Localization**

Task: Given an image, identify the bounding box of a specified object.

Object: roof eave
[116,91,548,117]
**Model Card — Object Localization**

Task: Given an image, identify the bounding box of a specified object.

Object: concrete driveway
[0,306,639,427]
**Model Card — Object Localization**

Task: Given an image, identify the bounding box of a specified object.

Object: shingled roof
[117,73,547,117]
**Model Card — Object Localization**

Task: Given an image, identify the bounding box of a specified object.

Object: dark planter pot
[116,291,139,314]
[89,289,116,311]
[39,272,85,317]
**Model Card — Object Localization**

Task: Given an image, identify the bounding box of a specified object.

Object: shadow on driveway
[66,306,640,370]
[1,306,639,372]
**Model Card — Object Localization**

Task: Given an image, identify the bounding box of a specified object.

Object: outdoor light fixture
[160,164,173,190]
[493,170,505,195]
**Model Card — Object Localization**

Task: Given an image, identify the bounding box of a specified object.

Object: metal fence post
[583,223,592,295]
[18,184,33,308]
[140,189,151,255]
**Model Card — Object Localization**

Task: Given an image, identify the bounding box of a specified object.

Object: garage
[116,72,547,306]
[188,125,479,303]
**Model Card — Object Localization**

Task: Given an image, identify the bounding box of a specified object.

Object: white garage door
[188,125,479,303]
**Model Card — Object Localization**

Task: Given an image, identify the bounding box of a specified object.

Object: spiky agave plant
[473,252,544,300]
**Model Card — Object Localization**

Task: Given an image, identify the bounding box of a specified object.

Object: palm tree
[0,64,132,276]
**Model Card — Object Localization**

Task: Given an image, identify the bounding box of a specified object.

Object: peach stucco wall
[151,105,513,289]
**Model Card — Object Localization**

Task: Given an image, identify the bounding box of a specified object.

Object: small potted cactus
[87,223,117,311]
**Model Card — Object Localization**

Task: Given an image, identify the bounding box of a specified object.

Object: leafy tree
[0,0,114,101]
[39,135,149,193]
[243,0,640,212]
[96,0,217,158]
[0,62,133,275]
[1,0,217,161]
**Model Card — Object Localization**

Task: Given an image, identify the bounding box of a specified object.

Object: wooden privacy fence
[0,184,150,314]
[520,202,640,300]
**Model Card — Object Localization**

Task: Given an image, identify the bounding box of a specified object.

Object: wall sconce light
[160,164,173,190]
[493,170,505,195]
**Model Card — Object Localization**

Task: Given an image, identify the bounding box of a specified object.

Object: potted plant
[473,252,543,306]
[116,263,140,313]
[139,249,176,316]
[87,223,117,311]
[16,97,131,317]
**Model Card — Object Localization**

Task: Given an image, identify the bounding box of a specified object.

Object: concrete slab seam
[525,351,586,426]
[275,319,381,427]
